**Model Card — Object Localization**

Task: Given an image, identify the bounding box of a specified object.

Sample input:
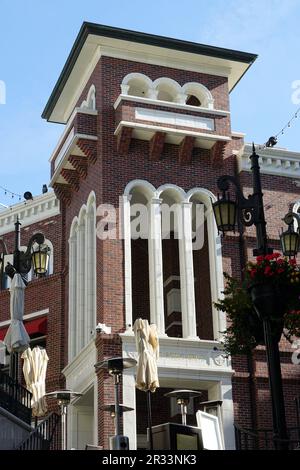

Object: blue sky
[0,0,300,206]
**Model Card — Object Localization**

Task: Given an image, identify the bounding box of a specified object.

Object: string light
[258,105,300,151]
[0,185,22,201]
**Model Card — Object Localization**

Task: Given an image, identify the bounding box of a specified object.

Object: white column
[178,202,198,339]
[122,195,133,329]
[209,380,235,450]
[68,234,77,361]
[86,210,96,343]
[122,370,137,449]
[148,198,166,336]
[206,208,226,341]
[76,223,85,353]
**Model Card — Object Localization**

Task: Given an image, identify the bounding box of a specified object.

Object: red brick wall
[0,213,66,400]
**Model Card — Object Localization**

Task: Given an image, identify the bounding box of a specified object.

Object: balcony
[49,107,98,204]
[114,94,231,163]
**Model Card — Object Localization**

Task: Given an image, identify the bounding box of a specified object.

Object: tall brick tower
[41,23,257,450]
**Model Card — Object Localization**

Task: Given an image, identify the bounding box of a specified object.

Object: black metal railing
[234,424,300,450]
[17,412,61,450]
[0,370,32,424]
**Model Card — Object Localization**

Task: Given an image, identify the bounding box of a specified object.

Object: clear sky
[1,0,300,206]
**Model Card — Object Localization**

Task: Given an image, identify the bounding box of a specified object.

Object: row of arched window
[120,73,215,109]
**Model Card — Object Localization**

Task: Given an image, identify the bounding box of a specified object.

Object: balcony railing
[0,370,32,424]
[17,412,61,450]
[234,424,300,450]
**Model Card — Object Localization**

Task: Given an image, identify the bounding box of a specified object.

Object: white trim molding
[0,192,59,236]
[0,309,49,328]
[113,94,230,116]
[135,108,215,131]
[238,143,300,178]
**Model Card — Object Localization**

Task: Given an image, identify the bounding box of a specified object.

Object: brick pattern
[0,214,66,412]
[149,132,166,161]
[117,127,133,156]
[178,136,195,165]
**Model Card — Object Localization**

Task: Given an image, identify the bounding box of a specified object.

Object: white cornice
[49,107,98,163]
[238,143,300,178]
[113,94,230,116]
[0,192,60,236]
[60,45,101,125]
[49,133,98,187]
[115,120,231,143]
[49,36,249,123]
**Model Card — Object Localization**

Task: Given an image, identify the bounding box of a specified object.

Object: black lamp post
[0,217,50,380]
[212,144,290,450]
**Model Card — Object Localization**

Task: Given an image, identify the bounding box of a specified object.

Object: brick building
[0,22,300,450]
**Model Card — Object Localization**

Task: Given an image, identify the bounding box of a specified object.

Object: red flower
[250,269,257,279]
[289,258,297,266]
[265,254,274,261]
[256,255,264,263]
[273,253,281,258]
[264,266,274,276]
[277,268,284,274]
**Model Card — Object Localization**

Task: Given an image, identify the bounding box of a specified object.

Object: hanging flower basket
[214,254,300,355]
[249,283,287,321]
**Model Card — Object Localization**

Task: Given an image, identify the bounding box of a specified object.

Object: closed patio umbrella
[4,273,30,353]
[134,318,159,392]
[133,318,159,449]
[21,346,49,417]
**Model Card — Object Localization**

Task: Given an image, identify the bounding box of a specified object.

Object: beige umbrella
[4,273,30,353]
[133,318,159,392]
[133,318,159,449]
[21,346,49,417]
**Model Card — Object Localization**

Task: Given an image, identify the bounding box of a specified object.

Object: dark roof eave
[42,22,258,121]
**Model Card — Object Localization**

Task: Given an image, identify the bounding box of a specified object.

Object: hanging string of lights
[0,185,22,201]
[259,105,300,150]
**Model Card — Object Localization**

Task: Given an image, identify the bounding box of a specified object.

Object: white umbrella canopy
[21,346,49,417]
[3,273,30,353]
[133,318,159,392]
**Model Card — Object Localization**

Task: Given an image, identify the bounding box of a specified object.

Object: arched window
[123,180,225,341]
[121,73,153,98]
[153,78,182,103]
[182,82,214,109]
[68,192,96,361]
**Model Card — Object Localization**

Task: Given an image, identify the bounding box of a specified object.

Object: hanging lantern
[212,193,237,234]
[31,244,50,276]
[280,226,300,258]
[280,212,300,258]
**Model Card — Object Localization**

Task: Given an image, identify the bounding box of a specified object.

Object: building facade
[0,23,300,450]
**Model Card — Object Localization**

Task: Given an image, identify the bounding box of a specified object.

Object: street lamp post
[212,144,289,450]
[0,217,50,381]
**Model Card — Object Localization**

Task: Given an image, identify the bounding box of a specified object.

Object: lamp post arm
[217,174,261,228]
[283,212,300,230]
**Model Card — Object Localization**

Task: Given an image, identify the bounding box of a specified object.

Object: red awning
[0,316,47,341]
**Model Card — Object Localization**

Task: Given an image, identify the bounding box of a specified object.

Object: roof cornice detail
[237,143,300,179]
[42,22,257,123]
[0,192,60,236]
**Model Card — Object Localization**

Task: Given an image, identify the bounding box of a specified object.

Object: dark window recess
[186,95,201,107]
